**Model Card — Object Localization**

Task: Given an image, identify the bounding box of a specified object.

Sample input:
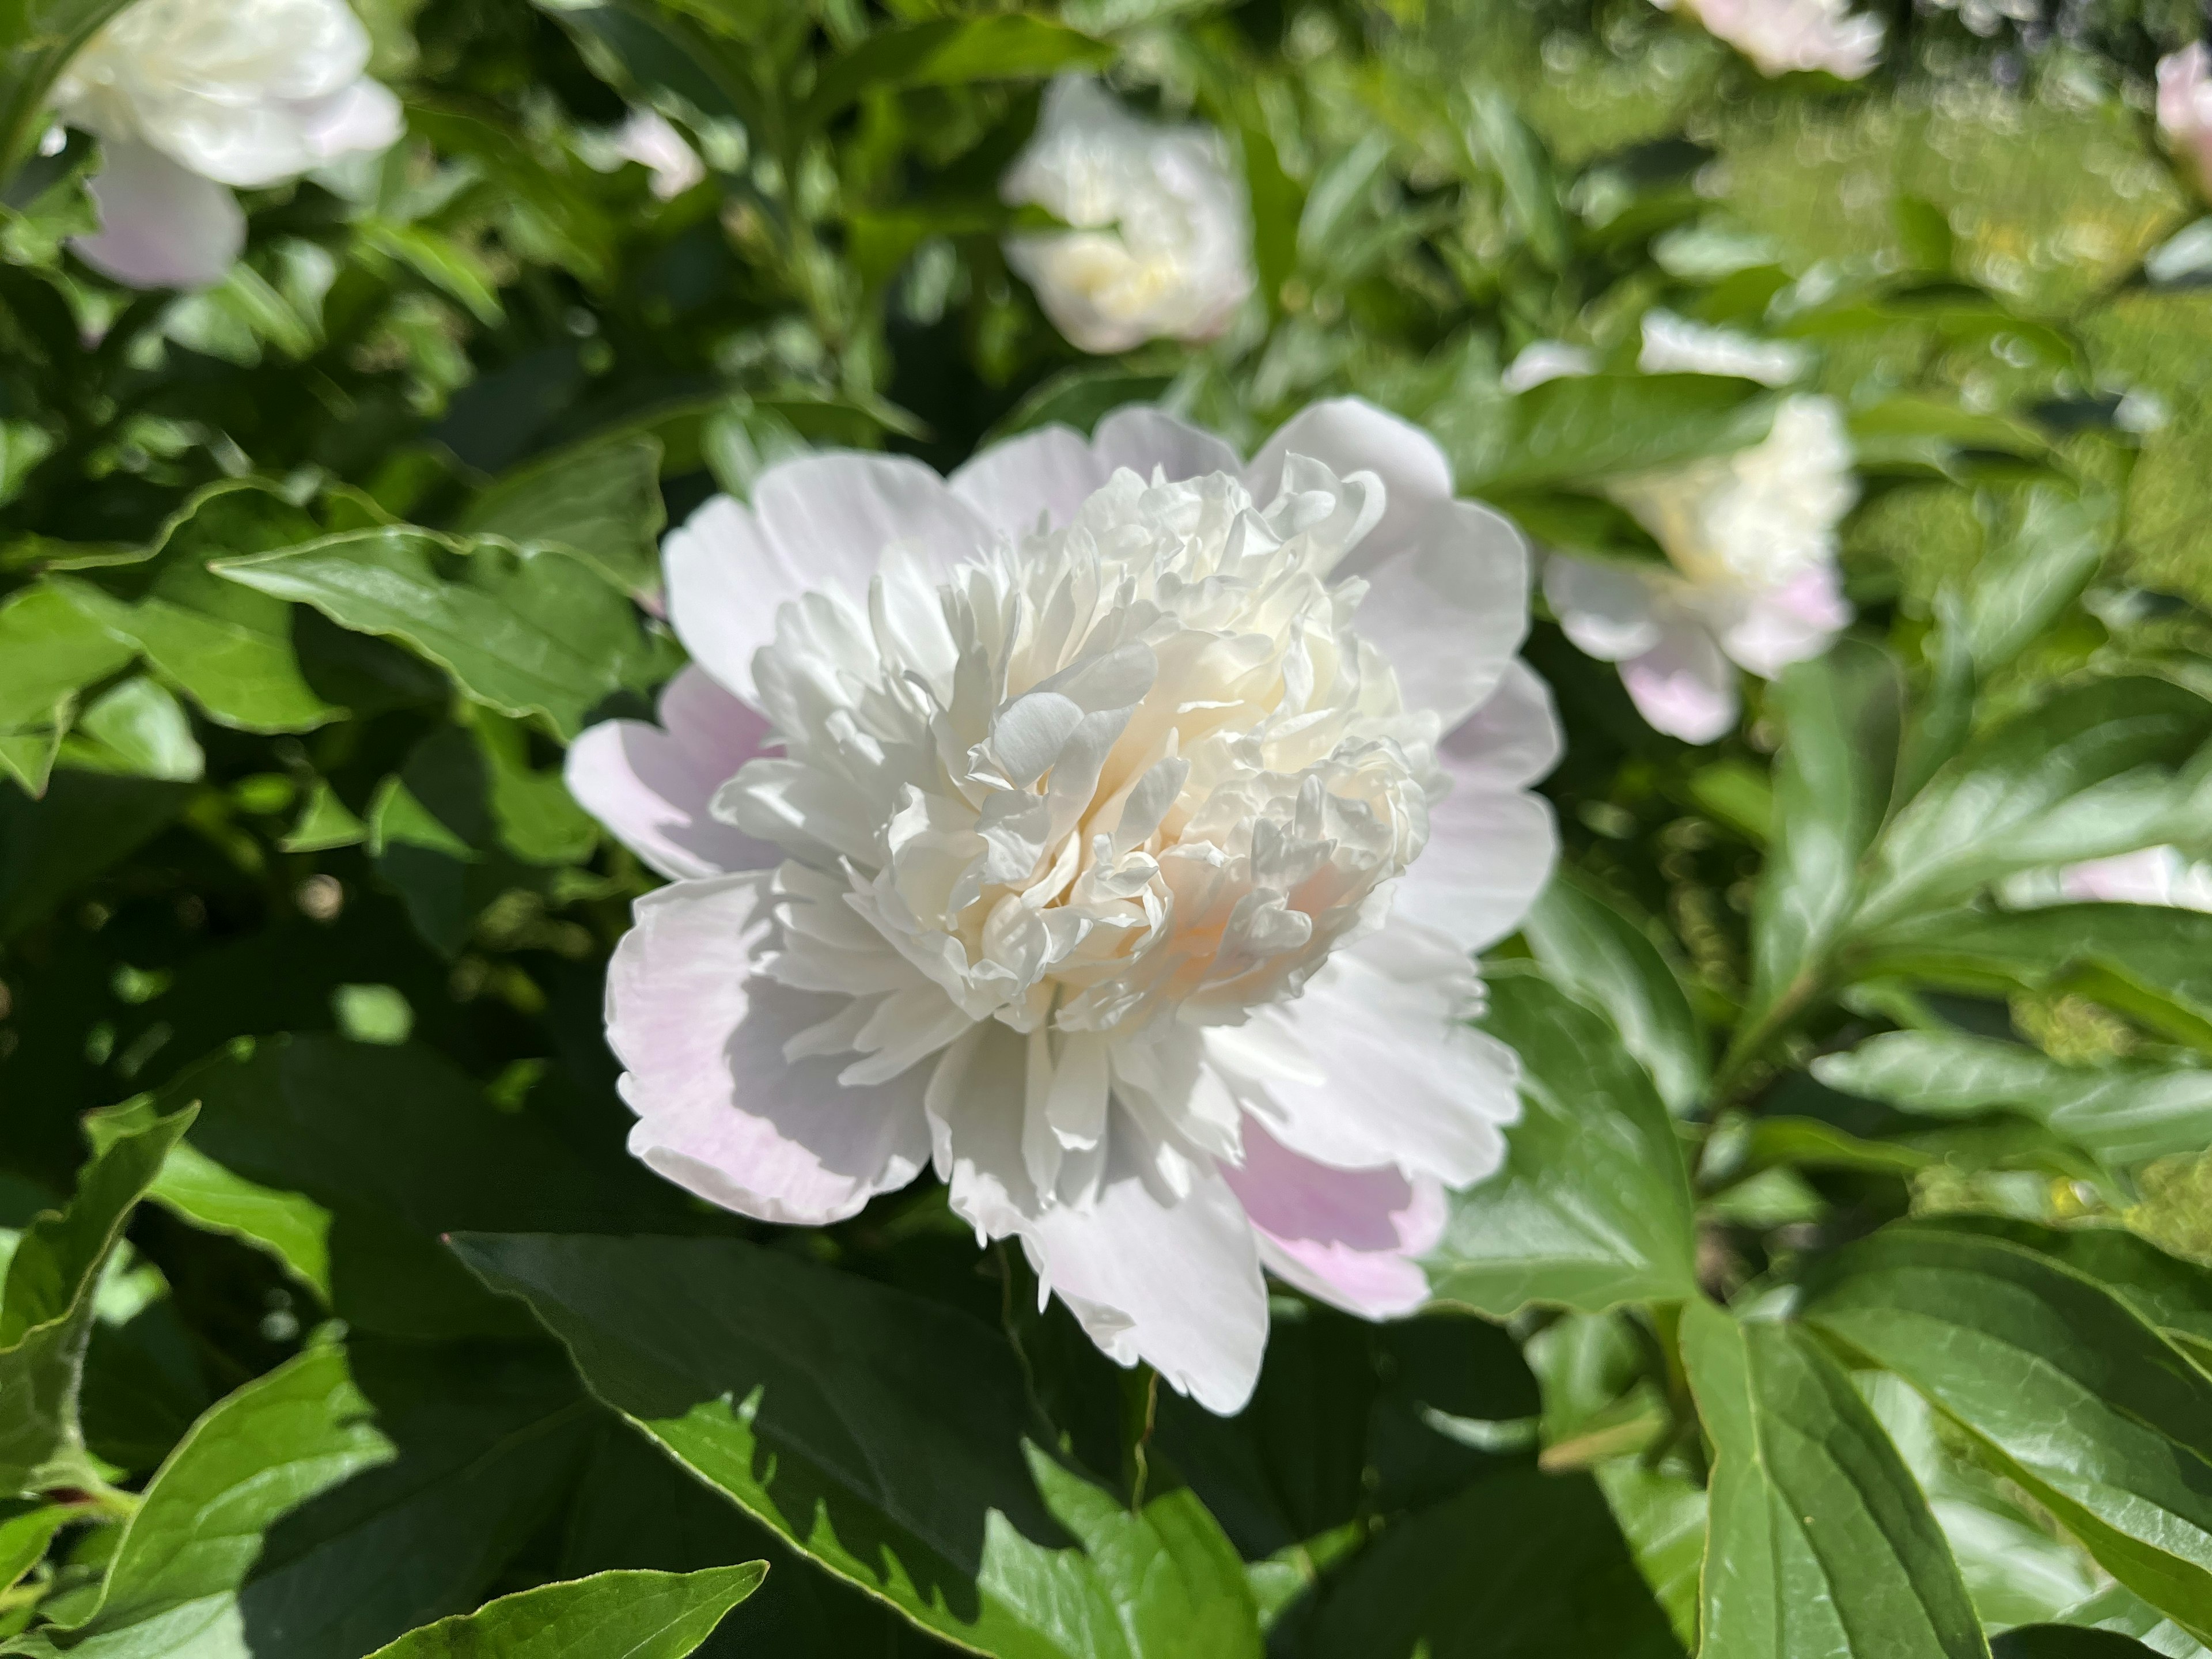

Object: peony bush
[1,1,2211,1656]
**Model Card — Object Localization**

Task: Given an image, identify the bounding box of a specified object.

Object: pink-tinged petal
[296,79,403,161]
[73,141,244,290]
[1020,1150,1267,1415]
[1393,786,1558,955]
[609,874,931,1225]
[1440,660,1562,792]
[753,452,996,589]
[1619,614,1738,743]
[1248,400,1527,726]
[566,667,778,880]
[1543,555,1663,664]
[1091,406,1243,483]
[1718,564,1851,678]
[1223,1119,1444,1319]
[661,494,800,704]
[1215,921,1522,1188]
[947,424,1113,532]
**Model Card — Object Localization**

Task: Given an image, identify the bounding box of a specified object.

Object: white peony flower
[54,0,402,289]
[1000,77,1255,355]
[1651,0,1884,79]
[2159,44,2212,202]
[565,400,1560,1412]
[612,109,704,201]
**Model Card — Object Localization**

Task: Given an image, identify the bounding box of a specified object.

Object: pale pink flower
[1653,0,1884,79]
[2159,44,2212,200]
[566,401,1560,1412]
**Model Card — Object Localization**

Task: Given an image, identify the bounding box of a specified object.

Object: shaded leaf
[459,434,668,599]
[806,18,1111,125]
[361,1565,766,1659]
[1460,375,1775,492]
[1521,871,1706,1115]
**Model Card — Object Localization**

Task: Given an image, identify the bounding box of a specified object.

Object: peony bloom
[54,0,403,289]
[1543,314,1855,743]
[566,401,1560,1412]
[2158,44,2212,201]
[1000,77,1255,355]
[1650,0,1884,79]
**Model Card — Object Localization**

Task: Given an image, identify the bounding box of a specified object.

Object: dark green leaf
[361,1565,767,1659]
[1990,1629,2162,1658]
[0,770,191,940]
[459,435,668,599]
[1903,1216,2212,1357]
[453,1232,1262,1659]
[805,18,1111,126]
[1681,1298,1987,1659]
[1803,1228,2212,1640]
[1426,972,1700,1315]
[0,1108,193,1498]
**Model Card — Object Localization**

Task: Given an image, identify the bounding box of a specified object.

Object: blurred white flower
[1001,77,1254,354]
[55,0,402,289]
[1652,0,1884,79]
[1547,395,1856,743]
[2158,44,2212,200]
[613,109,704,201]
[567,400,1560,1412]
[1502,340,1596,392]
[2059,846,2212,913]
[1638,309,1810,387]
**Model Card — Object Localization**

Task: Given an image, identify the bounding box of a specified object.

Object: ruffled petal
[74,141,244,290]
[1543,555,1664,663]
[1393,784,1558,955]
[608,874,931,1225]
[1440,660,1562,792]
[1620,613,1739,743]
[1214,920,1522,1188]
[565,666,779,880]
[1718,563,1851,678]
[1222,1119,1445,1319]
[1248,400,1526,725]
[1020,1145,1268,1415]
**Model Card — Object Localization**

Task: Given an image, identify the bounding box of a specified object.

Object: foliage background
[3,0,2212,1654]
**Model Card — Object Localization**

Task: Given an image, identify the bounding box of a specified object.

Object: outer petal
[661,494,799,703]
[1619,613,1738,743]
[1544,555,1664,663]
[296,79,404,162]
[565,666,779,879]
[74,141,244,290]
[609,874,931,1225]
[1393,785,1559,954]
[947,424,1113,532]
[1215,920,1522,1188]
[1718,563,1850,678]
[1440,659,1562,792]
[1222,1119,1445,1319]
[1091,406,1243,484]
[1020,1146,1268,1415]
[1247,399,1527,726]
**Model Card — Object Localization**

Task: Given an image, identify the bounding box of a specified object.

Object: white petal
[1440,660,1562,792]
[1718,563,1851,678]
[1216,919,1522,1188]
[923,1022,1038,1240]
[661,495,800,704]
[296,79,403,162]
[753,452,995,590]
[1221,1119,1446,1319]
[1395,785,1558,954]
[608,874,930,1224]
[565,667,779,880]
[1091,406,1243,483]
[1620,613,1740,743]
[1021,1143,1267,1415]
[1543,555,1664,664]
[947,424,1112,532]
[1247,399,1525,724]
[74,141,244,290]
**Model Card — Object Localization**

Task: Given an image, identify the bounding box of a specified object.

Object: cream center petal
[725,458,1446,1217]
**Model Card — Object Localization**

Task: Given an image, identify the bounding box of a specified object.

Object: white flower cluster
[1651,0,1884,79]
[54,0,401,289]
[1000,77,1255,354]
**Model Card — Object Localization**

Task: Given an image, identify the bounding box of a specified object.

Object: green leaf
[1747,638,1903,1018]
[0,1108,194,1499]
[2051,1584,2210,1657]
[1813,1031,2212,1166]
[278,781,365,853]
[91,1035,688,1340]
[1857,679,2212,934]
[1854,906,2212,1054]
[0,1501,72,1592]
[1461,89,1570,272]
[1902,1216,2212,1358]
[0,0,138,175]
[360,1565,767,1659]
[53,483,344,735]
[452,1231,1263,1659]
[68,679,203,783]
[1802,1228,2212,1640]
[1426,972,1700,1316]
[1520,872,1707,1114]
[1990,1630,2163,1658]
[0,584,134,733]
[1680,1298,1988,1659]
[1593,1461,1706,1652]
[213,529,669,741]
[459,435,668,599]
[805,17,1112,126]
[8,1340,590,1658]
[1460,375,1776,493]
[1294,1464,1683,1657]
[1962,486,2118,677]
